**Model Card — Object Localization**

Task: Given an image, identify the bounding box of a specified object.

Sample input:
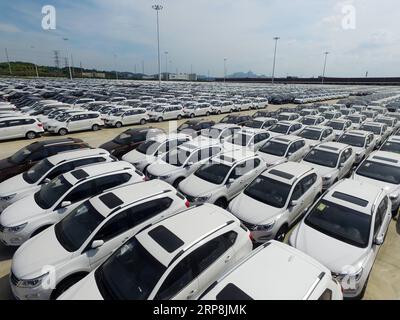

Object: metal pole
[165,51,168,80]
[30,46,39,78]
[271,37,280,84]
[113,54,119,80]
[152,5,163,88]
[223,58,227,83]
[70,54,75,76]
[322,51,329,84]
[142,60,145,74]
[5,48,12,75]
[63,38,73,80]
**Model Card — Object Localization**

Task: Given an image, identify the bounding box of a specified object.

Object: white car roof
[202,241,331,300]
[366,150,400,168]
[136,203,237,267]
[276,120,300,126]
[362,121,385,127]
[212,123,241,130]
[313,142,349,154]
[213,149,258,165]
[386,135,400,143]
[237,128,268,135]
[271,134,303,144]
[302,125,330,132]
[253,117,276,122]
[345,130,370,137]
[149,133,190,143]
[263,161,313,184]
[46,148,110,166]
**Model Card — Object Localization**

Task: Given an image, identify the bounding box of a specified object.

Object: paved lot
[0,100,399,300]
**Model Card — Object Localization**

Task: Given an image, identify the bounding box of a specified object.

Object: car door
[252,133,270,150]
[365,134,375,154]
[287,141,302,162]
[322,128,334,142]
[57,180,97,216]
[0,120,11,140]
[287,177,310,222]
[5,119,24,138]
[67,115,82,132]
[338,148,353,178]
[226,158,261,198]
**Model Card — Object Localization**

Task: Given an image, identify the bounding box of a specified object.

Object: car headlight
[3,222,27,233]
[252,221,275,231]
[390,193,399,200]
[194,195,211,202]
[160,174,172,179]
[17,272,49,288]
[323,174,332,181]
[0,193,16,201]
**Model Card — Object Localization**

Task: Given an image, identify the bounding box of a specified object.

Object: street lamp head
[273,37,280,40]
[324,51,330,55]
[152,4,163,10]
[63,38,69,41]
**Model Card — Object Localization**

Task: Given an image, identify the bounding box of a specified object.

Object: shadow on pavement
[396,217,400,235]
[0,274,13,300]
[0,244,16,262]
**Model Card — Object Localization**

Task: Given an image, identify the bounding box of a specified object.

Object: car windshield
[244,120,262,128]
[305,199,371,248]
[55,201,105,252]
[95,238,166,300]
[362,111,375,118]
[244,176,291,208]
[301,117,317,125]
[177,122,195,131]
[277,114,290,121]
[153,106,165,112]
[136,140,161,154]
[338,134,365,147]
[299,129,322,141]
[9,147,33,164]
[269,124,290,134]
[23,159,53,184]
[340,109,350,115]
[356,160,400,184]
[34,175,72,209]
[201,128,222,139]
[375,118,393,126]
[327,121,344,130]
[113,132,132,144]
[195,161,231,184]
[226,133,251,146]
[258,141,287,157]
[346,116,360,123]
[380,141,400,154]
[162,148,191,167]
[303,149,338,168]
[359,125,381,135]
[323,113,334,119]
[219,116,234,123]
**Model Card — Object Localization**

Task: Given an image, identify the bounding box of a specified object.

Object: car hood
[293,224,367,272]
[179,175,218,197]
[353,174,396,194]
[147,161,181,176]
[301,161,336,178]
[122,149,147,163]
[0,173,29,196]
[99,140,120,151]
[257,152,285,166]
[12,226,70,279]
[59,271,103,300]
[230,193,284,225]
[0,158,14,170]
[0,194,44,227]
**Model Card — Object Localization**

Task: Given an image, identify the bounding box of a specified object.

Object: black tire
[115,122,122,128]
[214,197,228,209]
[26,131,36,140]
[275,224,289,242]
[177,115,182,120]
[51,274,88,300]
[142,165,150,176]
[206,111,210,116]
[140,119,146,125]
[30,225,51,238]
[58,128,68,136]
[237,108,241,112]
[92,124,99,131]
[157,117,163,122]
[190,113,195,118]
[217,110,221,115]
[173,177,184,189]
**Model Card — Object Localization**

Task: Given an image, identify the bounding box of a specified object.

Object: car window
[291,183,303,201]
[288,142,299,154]
[301,173,317,193]
[94,212,130,242]
[45,162,75,181]
[95,173,131,194]
[63,180,95,203]
[8,120,23,127]
[254,133,269,144]
[374,197,388,237]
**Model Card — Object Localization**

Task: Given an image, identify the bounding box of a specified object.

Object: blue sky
[0,0,399,77]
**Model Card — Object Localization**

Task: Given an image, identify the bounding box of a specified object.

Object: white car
[0,161,145,246]
[146,140,222,187]
[277,112,300,122]
[367,105,387,116]
[375,115,399,135]
[268,121,303,137]
[230,162,322,242]
[352,151,400,215]
[9,180,189,300]
[122,133,192,172]
[194,124,241,145]
[257,135,309,167]
[290,179,392,299]
[211,101,235,114]
[300,115,325,126]
[337,130,375,164]
[58,203,252,300]
[43,110,83,131]
[178,150,266,208]
[359,121,389,147]
[325,119,352,140]
[297,125,335,147]
[223,129,271,152]
[299,108,319,118]
[149,105,184,122]
[103,108,149,127]
[200,241,343,300]
[318,105,335,113]
[339,107,356,116]
[242,117,277,130]
[252,97,269,109]
[233,99,253,111]
[0,116,44,141]
[301,142,355,189]
[321,111,342,124]
[361,110,378,122]
[353,105,367,113]
[47,111,104,136]
[343,114,367,130]
[380,135,400,155]
[0,148,115,211]
[183,103,212,118]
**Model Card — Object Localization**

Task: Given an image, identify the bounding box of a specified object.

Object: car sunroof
[319,145,338,151]
[269,169,294,180]
[332,191,369,207]
[71,169,89,180]
[99,193,123,210]
[373,156,398,164]
[148,225,184,253]
[216,283,253,300]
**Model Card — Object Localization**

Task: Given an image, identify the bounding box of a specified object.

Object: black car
[99,127,165,159]
[219,115,252,126]
[0,138,90,183]
[252,110,278,118]
[176,119,215,137]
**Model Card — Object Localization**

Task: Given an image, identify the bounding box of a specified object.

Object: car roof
[345,130,370,137]
[149,133,190,142]
[276,120,299,126]
[366,150,400,167]
[29,138,83,148]
[46,148,109,165]
[252,117,275,121]
[314,141,349,153]
[362,121,384,127]
[386,135,400,143]
[204,241,331,300]
[0,116,36,121]
[136,204,236,267]
[238,128,268,135]
[90,180,173,218]
[271,134,302,143]
[303,125,330,131]
[214,149,258,165]
[213,123,241,129]
[263,161,313,184]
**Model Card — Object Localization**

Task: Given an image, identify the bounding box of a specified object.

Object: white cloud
[0,22,20,33]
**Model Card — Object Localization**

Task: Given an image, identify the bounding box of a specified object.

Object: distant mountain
[227,71,267,78]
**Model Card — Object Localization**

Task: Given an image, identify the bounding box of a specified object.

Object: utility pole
[223,58,227,83]
[70,54,75,76]
[164,51,168,80]
[80,61,83,77]
[142,60,145,74]
[54,50,61,69]
[152,4,163,88]
[271,37,280,84]
[5,48,12,75]
[62,38,73,80]
[322,51,329,84]
[113,54,119,80]
[30,46,39,78]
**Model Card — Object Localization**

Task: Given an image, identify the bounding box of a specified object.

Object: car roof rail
[303,272,325,300]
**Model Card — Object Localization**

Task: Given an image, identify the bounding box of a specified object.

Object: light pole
[322,51,329,84]
[62,38,73,80]
[223,58,227,83]
[152,4,163,88]
[113,54,119,80]
[271,36,280,84]
[164,51,168,80]
[30,46,39,78]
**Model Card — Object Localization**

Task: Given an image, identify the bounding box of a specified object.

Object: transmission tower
[54,50,61,68]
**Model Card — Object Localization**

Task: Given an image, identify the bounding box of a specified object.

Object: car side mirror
[374,234,384,246]
[226,178,235,185]
[185,161,194,168]
[60,201,72,208]
[91,240,104,249]
[290,200,299,207]
[43,178,51,184]
[287,152,293,156]
[339,162,345,168]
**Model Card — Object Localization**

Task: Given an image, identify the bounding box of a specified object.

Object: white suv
[194,124,241,144]
[211,101,235,114]
[223,129,271,152]
[104,108,149,127]
[337,130,375,164]
[200,241,343,300]
[301,142,355,189]
[268,121,303,137]
[0,116,44,141]
[149,105,184,122]
[290,179,392,299]
[230,162,322,242]
[297,125,335,147]
[58,203,252,300]
[352,151,400,215]
[380,135,400,155]
[325,119,352,140]
[0,161,144,246]
[359,121,389,147]
[178,150,266,208]
[183,103,212,118]
[9,180,189,300]
[47,111,104,136]
[0,148,115,211]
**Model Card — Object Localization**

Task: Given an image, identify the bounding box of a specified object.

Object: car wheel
[214,197,228,209]
[58,128,68,136]
[190,113,195,118]
[177,115,182,120]
[140,119,146,125]
[275,224,289,242]
[50,274,88,300]
[217,110,221,115]
[115,122,122,128]
[158,117,163,122]
[92,124,99,131]
[26,131,36,140]
[143,165,150,176]
[237,108,241,112]
[206,111,210,116]
[173,177,184,189]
